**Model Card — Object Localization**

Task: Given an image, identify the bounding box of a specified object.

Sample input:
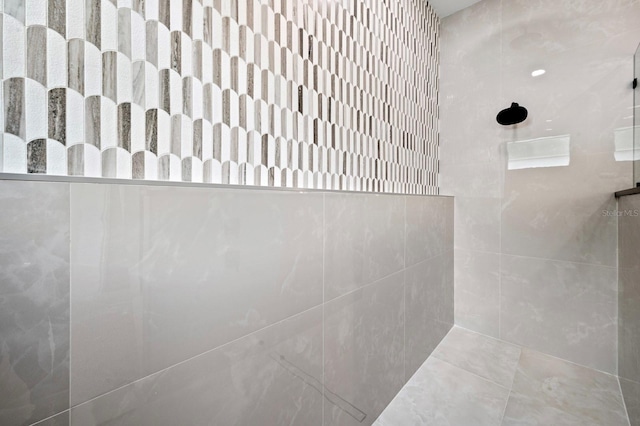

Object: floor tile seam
[430,355,511,391]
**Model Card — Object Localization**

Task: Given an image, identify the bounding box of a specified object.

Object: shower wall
[0,177,453,426]
[0,0,440,194]
[619,193,640,426]
[440,0,640,374]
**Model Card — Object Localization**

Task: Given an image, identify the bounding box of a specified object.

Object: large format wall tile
[0,181,70,426]
[441,0,640,371]
[324,271,405,426]
[405,252,454,378]
[500,255,617,374]
[70,307,323,426]
[0,0,440,195]
[70,183,324,405]
[501,154,624,268]
[324,193,405,301]
[405,196,454,267]
[619,194,640,426]
[454,249,500,338]
[621,377,640,426]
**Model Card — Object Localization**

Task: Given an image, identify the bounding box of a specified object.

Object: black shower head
[497,103,528,125]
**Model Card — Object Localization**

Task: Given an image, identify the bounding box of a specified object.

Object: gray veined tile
[183,0,193,38]
[4,0,25,23]
[84,96,101,149]
[118,8,132,59]
[69,184,324,405]
[500,255,617,374]
[102,51,117,103]
[85,0,101,49]
[405,196,454,266]
[48,88,66,146]
[159,69,171,113]
[171,31,181,74]
[4,78,25,139]
[374,357,510,426]
[70,306,323,426]
[504,348,628,426]
[324,271,405,426]
[145,109,158,154]
[132,151,145,179]
[405,252,454,377]
[67,39,85,95]
[145,20,158,67]
[117,103,131,152]
[203,6,213,46]
[182,76,192,117]
[431,327,521,388]
[159,0,171,28]
[48,0,66,37]
[27,26,47,86]
[0,180,70,426]
[132,61,145,107]
[27,139,47,173]
[67,143,84,176]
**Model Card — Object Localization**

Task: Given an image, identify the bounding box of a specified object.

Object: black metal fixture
[633,78,637,89]
[496,102,528,125]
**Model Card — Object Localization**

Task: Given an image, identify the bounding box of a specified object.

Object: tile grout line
[617,376,632,426]
[65,300,327,412]
[456,325,622,379]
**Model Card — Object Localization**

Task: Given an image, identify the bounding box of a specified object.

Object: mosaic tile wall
[0,0,440,194]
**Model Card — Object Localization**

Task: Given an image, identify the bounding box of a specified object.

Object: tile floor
[375,327,630,425]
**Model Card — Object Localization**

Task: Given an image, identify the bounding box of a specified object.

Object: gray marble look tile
[619,194,640,270]
[504,348,628,426]
[48,0,66,37]
[454,196,501,253]
[405,253,454,378]
[84,96,101,149]
[85,0,101,49]
[117,103,131,152]
[27,26,47,87]
[374,357,510,426]
[4,0,25,23]
[454,249,500,338]
[621,377,640,426]
[101,52,117,103]
[70,307,323,426]
[0,181,70,426]
[324,271,405,426]
[500,254,617,374]
[69,183,324,406]
[48,88,66,146]
[323,193,405,301]
[405,196,453,267]
[118,8,132,59]
[67,39,85,96]
[67,144,84,176]
[4,78,25,139]
[501,155,622,268]
[27,139,47,174]
[30,411,69,426]
[145,109,157,154]
[145,21,158,67]
[431,327,520,388]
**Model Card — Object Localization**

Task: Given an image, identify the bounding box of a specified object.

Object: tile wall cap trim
[0,173,453,199]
